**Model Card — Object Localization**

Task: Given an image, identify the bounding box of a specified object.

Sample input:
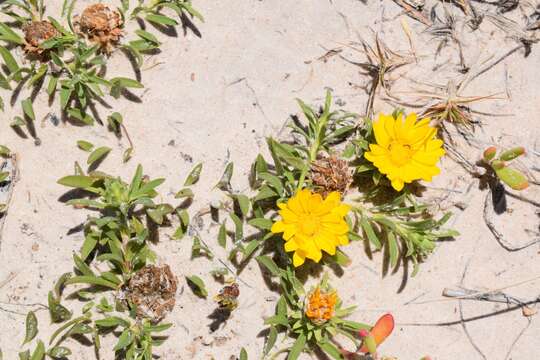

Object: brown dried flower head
[214,283,240,311]
[76,4,123,53]
[125,264,177,323]
[310,155,352,196]
[23,20,59,55]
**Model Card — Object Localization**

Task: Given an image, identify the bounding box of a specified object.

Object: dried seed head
[310,155,352,197]
[125,264,177,323]
[76,4,123,53]
[23,21,59,55]
[214,283,240,311]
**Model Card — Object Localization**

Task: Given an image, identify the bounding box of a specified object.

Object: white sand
[0,0,539,359]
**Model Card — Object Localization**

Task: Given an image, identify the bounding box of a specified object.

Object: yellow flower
[364,113,445,191]
[305,286,338,324]
[271,189,350,267]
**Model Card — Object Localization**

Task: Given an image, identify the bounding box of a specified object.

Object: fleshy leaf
[359,313,394,353]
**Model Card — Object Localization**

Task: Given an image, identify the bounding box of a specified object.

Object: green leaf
[107,112,123,132]
[64,275,118,289]
[0,172,8,182]
[0,145,10,157]
[360,218,381,250]
[318,342,343,360]
[248,218,273,230]
[95,316,129,328]
[264,326,278,355]
[77,140,94,152]
[241,239,261,262]
[218,222,227,248]
[54,272,72,298]
[135,29,160,44]
[111,77,144,89]
[287,333,306,360]
[236,194,250,217]
[0,23,24,44]
[19,350,30,360]
[240,348,248,360]
[230,213,243,241]
[186,275,207,298]
[21,98,35,121]
[216,162,234,191]
[67,108,94,125]
[145,13,178,26]
[47,75,58,96]
[123,147,133,163]
[175,188,194,199]
[23,311,38,345]
[11,116,25,127]
[87,147,112,166]
[0,45,20,77]
[47,346,72,359]
[184,162,202,186]
[495,166,529,190]
[256,256,280,276]
[48,292,72,323]
[73,254,94,276]
[113,330,133,351]
[57,175,95,188]
[30,340,45,360]
[180,2,205,22]
[28,64,48,87]
[388,232,399,268]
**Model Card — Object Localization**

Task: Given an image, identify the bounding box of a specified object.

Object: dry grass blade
[396,80,500,136]
[485,13,538,46]
[392,0,433,26]
[342,35,414,117]
[427,7,468,71]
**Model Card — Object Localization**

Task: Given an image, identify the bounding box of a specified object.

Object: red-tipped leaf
[359,313,394,353]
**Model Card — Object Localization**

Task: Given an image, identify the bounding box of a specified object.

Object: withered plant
[74,4,123,54]
[341,36,413,117]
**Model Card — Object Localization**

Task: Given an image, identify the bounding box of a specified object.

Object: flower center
[389,142,413,166]
[301,217,319,236]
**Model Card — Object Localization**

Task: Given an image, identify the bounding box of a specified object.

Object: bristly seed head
[76,4,123,54]
[310,155,352,197]
[23,20,59,56]
[124,264,177,323]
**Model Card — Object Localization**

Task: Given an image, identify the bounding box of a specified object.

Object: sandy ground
[1,0,540,359]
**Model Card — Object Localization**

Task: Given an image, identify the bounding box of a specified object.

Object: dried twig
[484,186,540,251]
[459,257,488,360]
[443,287,540,306]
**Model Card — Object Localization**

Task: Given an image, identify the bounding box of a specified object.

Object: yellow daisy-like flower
[364,113,445,191]
[271,189,350,267]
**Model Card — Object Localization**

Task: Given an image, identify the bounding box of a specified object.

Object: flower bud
[483,147,497,162]
[360,331,377,355]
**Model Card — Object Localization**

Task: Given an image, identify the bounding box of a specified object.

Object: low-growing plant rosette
[256,266,379,360]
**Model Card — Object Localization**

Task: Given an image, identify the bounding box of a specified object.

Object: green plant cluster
[16,162,203,359]
[0,0,203,135]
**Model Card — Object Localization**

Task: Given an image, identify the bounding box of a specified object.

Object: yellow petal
[284,239,299,252]
[373,115,391,147]
[293,251,305,267]
[271,221,285,234]
[391,178,405,191]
